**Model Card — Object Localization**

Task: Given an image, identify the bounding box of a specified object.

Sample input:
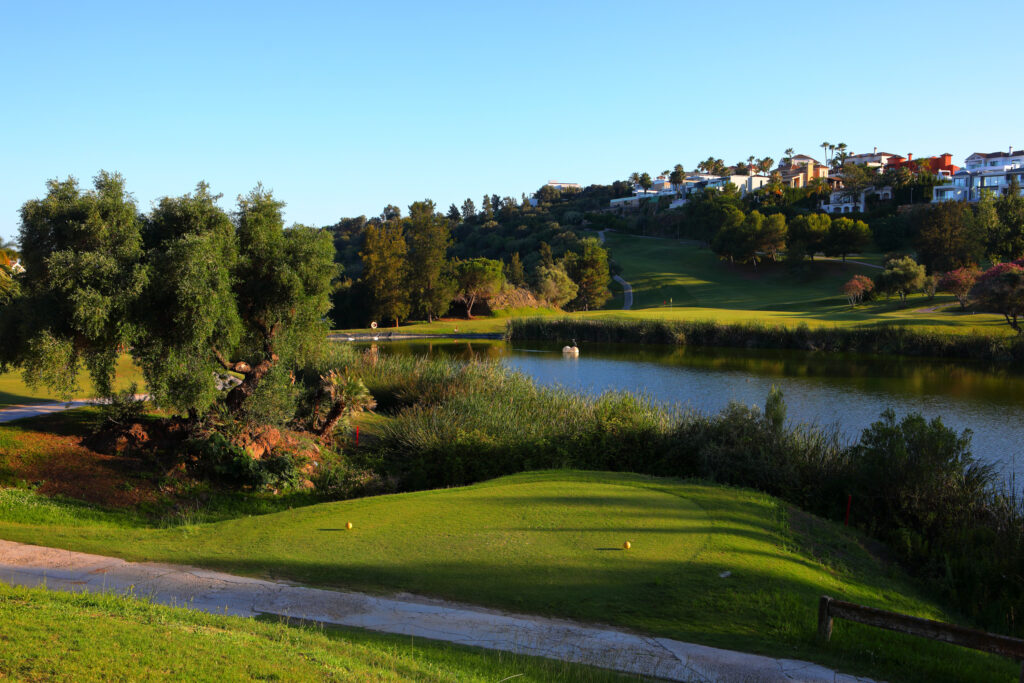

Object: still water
[360,340,1024,487]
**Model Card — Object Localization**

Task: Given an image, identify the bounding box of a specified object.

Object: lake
[353,340,1024,488]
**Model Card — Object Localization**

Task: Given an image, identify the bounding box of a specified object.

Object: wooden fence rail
[818,595,1024,681]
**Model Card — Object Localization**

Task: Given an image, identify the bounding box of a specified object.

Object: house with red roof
[884,153,959,179]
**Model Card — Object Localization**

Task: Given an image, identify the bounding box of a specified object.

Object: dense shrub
[187,433,305,490]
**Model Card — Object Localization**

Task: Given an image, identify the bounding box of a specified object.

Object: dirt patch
[1,426,160,507]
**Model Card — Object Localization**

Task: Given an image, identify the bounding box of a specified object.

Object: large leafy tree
[761,213,787,262]
[454,258,504,318]
[406,200,454,322]
[3,175,337,421]
[971,262,1024,333]
[915,201,983,272]
[133,182,241,417]
[141,183,337,419]
[875,256,926,303]
[533,263,577,308]
[566,237,611,310]
[212,186,336,414]
[2,172,147,397]
[938,268,980,310]
[823,217,872,261]
[360,221,411,327]
[788,213,831,260]
[992,178,1024,260]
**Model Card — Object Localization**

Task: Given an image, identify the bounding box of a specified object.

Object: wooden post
[818,596,833,641]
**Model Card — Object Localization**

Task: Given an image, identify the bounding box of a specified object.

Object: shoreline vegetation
[506,317,1024,366]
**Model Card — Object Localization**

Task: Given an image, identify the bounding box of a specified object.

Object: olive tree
[1,172,147,397]
[3,174,338,425]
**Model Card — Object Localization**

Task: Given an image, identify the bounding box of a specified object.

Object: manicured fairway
[0,470,1015,681]
[0,583,635,682]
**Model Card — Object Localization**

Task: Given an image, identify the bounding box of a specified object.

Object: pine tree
[407,200,453,322]
[506,251,525,287]
[360,222,410,327]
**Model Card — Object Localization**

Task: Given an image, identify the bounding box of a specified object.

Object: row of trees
[914,181,1024,272]
[350,199,612,326]
[684,188,872,265]
[842,256,1024,333]
[0,173,339,426]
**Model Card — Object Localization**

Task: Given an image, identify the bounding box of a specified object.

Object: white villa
[611,173,769,211]
[545,181,582,191]
[844,149,901,169]
[820,186,893,214]
[933,148,1024,203]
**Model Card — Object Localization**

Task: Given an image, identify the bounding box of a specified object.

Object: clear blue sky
[2,0,1021,243]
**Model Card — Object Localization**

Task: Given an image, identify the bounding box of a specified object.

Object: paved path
[0,395,150,424]
[598,230,634,311]
[816,256,882,270]
[0,540,874,682]
[0,399,94,424]
[614,274,633,310]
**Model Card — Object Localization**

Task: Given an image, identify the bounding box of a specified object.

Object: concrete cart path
[0,395,150,424]
[598,230,634,311]
[0,400,95,424]
[614,274,634,310]
[0,540,875,682]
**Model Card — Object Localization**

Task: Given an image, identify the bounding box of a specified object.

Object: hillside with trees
[330,185,618,327]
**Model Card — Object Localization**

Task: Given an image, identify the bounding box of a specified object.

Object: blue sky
[2,0,1021,243]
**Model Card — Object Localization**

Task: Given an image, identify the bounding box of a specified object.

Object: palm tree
[669,164,685,193]
[758,157,774,175]
[628,172,641,190]
[783,148,795,166]
[820,141,831,166]
[747,156,756,175]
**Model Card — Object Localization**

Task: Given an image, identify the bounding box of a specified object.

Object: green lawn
[0,355,143,408]
[0,583,638,682]
[0,470,1015,681]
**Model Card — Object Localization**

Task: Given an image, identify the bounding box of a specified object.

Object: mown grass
[0,354,143,408]
[0,471,1016,681]
[0,582,640,682]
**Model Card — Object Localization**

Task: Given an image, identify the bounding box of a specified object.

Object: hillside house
[820,186,893,214]
[777,155,830,188]
[933,148,1024,203]
[844,149,901,169]
[885,153,959,179]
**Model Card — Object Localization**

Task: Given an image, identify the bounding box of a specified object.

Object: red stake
[355,425,359,446]
[844,494,852,526]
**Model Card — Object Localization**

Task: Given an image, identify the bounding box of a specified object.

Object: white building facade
[933,149,1024,203]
